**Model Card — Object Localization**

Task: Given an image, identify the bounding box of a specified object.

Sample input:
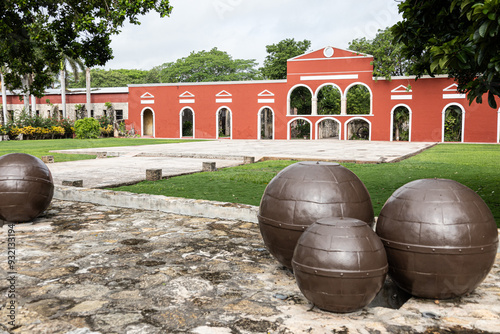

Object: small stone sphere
[258,161,374,269]
[0,153,54,222]
[376,179,499,299]
[292,217,388,313]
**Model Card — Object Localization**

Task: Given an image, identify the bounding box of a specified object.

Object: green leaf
[488,91,498,108]
[479,21,490,37]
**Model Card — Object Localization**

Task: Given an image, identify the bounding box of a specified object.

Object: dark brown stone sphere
[292,217,388,313]
[376,179,499,300]
[258,161,374,269]
[0,153,54,222]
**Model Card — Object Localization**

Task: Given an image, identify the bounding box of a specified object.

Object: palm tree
[60,54,85,119]
[1,67,7,125]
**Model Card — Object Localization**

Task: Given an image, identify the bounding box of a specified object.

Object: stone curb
[53,185,259,223]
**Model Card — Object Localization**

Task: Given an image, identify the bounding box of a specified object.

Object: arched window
[317,85,341,115]
[392,106,411,141]
[288,118,312,140]
[443,104,464,142]
[217,107,232,139]
[316,118,341,140]
[346,84,371,115]
[288,85,313,115]
[259,107,274,140]
[346,118,370,140]
[180,108,194,138]
[141,108,154,137]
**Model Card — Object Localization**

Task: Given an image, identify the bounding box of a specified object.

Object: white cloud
[103,0,402,70]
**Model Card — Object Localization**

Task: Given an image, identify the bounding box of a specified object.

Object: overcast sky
[103,0,402,70]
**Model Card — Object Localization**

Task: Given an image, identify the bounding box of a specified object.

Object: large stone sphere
[0,153,54,222]
[376,179,498,299]
[292,217,388,313]
[258,161,374,269]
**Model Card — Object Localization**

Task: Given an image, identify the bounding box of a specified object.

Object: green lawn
[0,138,202,162]
[111,144,500,226]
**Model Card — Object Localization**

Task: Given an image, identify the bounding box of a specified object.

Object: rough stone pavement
[1,200,499,334]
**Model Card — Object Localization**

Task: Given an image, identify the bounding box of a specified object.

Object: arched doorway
[180,108,194,138]
[443,104,464,142]
[317,84,341,115]
[141,108,154,137]
[392,105,411,141]
[217,107,232,139]
[288,118,312,140]
[346,118,370,140]
[316,118,341,140]
[259,107,274,140]
[288,85,313,115]
[346,84,371,115]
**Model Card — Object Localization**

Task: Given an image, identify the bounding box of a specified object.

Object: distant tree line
[68,31,408,88]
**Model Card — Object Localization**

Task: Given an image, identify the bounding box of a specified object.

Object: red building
[2,46,499,143]
[127,46,500,143]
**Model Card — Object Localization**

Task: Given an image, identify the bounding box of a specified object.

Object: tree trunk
[22,75,29,115]
[1,71,7,125]
[31,94,36,117]
[60,69,66,118]
[86,68,91,118]
[61,69,66,119]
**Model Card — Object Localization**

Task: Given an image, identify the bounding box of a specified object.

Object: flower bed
[0,113,114,140]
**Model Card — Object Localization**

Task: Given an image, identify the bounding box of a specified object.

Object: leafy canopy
[69,68,150,88]
[153,48,261,83]
[261,38,311,80]
[0,0,172,97]
[349,28,414,79]
[392,0,500,108]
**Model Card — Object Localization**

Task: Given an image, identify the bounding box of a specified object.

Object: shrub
[100,124,113,137]
[74,117,101,139]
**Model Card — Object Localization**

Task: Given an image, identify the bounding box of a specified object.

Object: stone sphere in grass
[376,178,499,299]
[0,153,54,222]
[258,161,374,269]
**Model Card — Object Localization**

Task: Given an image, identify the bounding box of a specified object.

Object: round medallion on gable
[324,47,334,58]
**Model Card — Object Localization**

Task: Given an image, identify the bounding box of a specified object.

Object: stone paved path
[52,139,436,163]
[1,200,499,334]
[48,140,436,189]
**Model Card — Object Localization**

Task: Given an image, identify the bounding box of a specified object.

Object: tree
[158,48,261,83]
[261,39,311,80]
[60,54,85,118]
[346,85,371,115]
[392,0,500,108]
[349,28,414,79]
[70,69,150,88]
[0,0,172,97]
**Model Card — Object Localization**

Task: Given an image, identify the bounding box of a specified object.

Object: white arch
[315,117,341,140]
[257,106,275,140]
[141,107,155,138]
[287,117,312,140]
[314,83,343,116]
[179,107,195,139]
[216,106,233,139]
[314,83,344,98]
[390,104,413,142]
[442,103,465,143]
[287,84,314,115]
[344,117,372,141]
[345,82,373,115]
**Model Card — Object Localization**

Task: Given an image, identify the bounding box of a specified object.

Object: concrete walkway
[49,140,436,188]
